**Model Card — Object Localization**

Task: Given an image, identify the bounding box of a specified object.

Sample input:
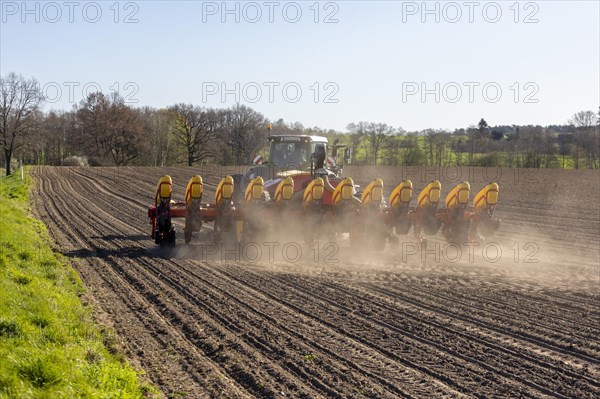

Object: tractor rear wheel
[446,220,471,244]
[159,231,176,248]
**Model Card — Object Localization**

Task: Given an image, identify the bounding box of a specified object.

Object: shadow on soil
[62,247,153,259]
[60,233,181,260]
[93,234,149,242]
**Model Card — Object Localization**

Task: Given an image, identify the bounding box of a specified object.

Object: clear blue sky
[1,1,598,131]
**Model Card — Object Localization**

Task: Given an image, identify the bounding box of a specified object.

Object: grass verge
[0,171,156,398]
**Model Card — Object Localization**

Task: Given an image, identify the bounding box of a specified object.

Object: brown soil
[31,166,599,398]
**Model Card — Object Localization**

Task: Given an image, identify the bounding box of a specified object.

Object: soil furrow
[30,166,600,399]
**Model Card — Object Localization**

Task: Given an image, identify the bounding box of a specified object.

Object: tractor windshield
[269,138,319,170]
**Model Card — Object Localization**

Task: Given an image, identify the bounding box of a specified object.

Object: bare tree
[347,122,370,163]
[138,107,176,166]
[221,104,267,164]
[399,133,426,165]
[557,133,573,169]
[346,123,365,165]
[514,125,547,168]
[423,129,449,166]
[72,92,144,165]
[170,104,219,166]
[23,109,63,166]
[382,134,401,165]
[347,122,394,165]
[368,123,395,165]
[570,110,598,128]
[40,111,70,165]
[269,118,295,136]
[0,73,44,175]
[451,131,468,165]
[569,110,599,169]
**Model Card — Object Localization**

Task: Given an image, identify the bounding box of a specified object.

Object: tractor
[147,131,500,250]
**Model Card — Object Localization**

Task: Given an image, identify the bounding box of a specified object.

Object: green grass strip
[0,171,156,399]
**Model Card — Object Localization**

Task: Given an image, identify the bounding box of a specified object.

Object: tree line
[343,115,599,169]
[1,72,599,175]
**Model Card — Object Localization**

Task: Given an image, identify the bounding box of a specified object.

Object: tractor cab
[243,135,330,183]
[267,135,324,171]
[235,134,352,201]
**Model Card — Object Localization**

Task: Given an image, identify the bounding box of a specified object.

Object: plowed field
[31,166,599,398]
